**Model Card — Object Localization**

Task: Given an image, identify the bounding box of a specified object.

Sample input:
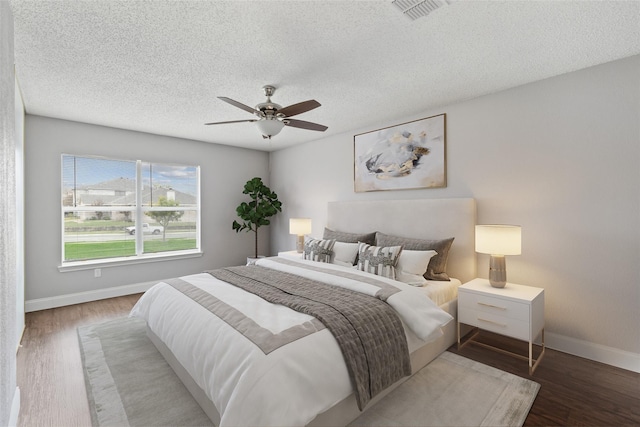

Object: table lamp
[289,218,312,253]
[475,225,521,288]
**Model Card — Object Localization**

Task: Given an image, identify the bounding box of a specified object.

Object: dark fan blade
[278,100,321,117]
[284,118,328,132]
[218,97,261,115]
[205,119,257,125]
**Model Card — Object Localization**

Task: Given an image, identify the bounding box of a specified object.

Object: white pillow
[396,249,438,276]
[333,260,356,268]
[396,271,429,287]
[331,241,360,266]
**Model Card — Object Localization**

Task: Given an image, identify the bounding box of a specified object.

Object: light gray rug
[78,317,212,427]
[348,351,539,427]
[78,317,539,427]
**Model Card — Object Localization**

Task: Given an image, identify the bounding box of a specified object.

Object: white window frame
[59,155,202,272]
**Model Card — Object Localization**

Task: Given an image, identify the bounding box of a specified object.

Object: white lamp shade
[475,225,521,256]
[255,118,285,137]
[289,218,312,235]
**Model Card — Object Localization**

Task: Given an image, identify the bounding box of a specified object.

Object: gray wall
[0,1,17,425]
[270,56,640,363]
[25,116,270,301]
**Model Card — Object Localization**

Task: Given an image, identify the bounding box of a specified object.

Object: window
[61,154,200,269]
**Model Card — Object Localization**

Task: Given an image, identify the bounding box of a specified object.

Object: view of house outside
[62,155,199,263]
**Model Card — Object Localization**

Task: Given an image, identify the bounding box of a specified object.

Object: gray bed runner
[206,265,411,411]
[165,277,326,354]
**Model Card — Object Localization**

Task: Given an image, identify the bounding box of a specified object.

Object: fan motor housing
[256,101,282,115]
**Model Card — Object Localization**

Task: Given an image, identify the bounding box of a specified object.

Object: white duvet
[130,256,453,427]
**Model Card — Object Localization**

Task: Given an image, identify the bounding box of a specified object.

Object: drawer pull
[478,317,507,328]
[477,302,507,310]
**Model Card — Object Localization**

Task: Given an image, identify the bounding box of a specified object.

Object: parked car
[125,223,164,235]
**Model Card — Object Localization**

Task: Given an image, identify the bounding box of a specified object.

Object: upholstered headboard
[327,198,477,283]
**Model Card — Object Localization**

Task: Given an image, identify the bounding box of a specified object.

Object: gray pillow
[323,228,376,246]
[375,232,454,281]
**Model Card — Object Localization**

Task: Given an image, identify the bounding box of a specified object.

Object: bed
[130,198,476,426]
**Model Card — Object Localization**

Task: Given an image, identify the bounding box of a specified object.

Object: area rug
[348,351,539,427]
[78,317,539,427]
[78,317,212,426]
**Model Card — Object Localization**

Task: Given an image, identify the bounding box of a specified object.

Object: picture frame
[354,113,446,192]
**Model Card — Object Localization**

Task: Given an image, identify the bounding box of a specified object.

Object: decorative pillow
[356,243,403,279]
[323,228,376,246]
[376,232,454,281]
[397,249,437,276]
[331,241,360,266]
[303,238,336,263]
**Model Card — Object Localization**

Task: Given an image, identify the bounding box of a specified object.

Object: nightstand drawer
[458,292,530,322]
[459,309,530,341]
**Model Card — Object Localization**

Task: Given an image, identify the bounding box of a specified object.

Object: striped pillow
[303,238,336,263]
[356,243,403,279]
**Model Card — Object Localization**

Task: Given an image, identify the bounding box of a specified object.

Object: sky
[62,155,198,195]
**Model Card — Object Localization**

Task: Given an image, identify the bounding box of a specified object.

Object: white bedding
[421,277,461,306]
[278,250,461,308]
[130,256,454,427]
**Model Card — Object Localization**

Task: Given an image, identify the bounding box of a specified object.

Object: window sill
[58,250,203,272]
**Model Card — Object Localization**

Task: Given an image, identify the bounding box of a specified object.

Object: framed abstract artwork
[354,113,446,192]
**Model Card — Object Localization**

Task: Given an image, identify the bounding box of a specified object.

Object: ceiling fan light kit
[255,117,285,139]
[206,85,327,140]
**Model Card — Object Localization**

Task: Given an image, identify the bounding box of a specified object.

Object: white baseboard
[16,325,24,353]
[546,332,640,373]
[8,387,20,427]
[25,281,157,312]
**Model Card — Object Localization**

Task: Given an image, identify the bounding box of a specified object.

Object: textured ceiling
[9,0,640,152]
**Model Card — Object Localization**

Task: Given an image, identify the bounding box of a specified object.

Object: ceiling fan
[205,85,328,139]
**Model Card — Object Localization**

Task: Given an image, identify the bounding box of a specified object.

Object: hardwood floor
[17,295,640,427]
[448,331,640,426]
[17,294,141,427]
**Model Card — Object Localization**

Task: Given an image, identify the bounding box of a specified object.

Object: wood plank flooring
[17,294,141,427]
[448,331,640,426]
[17,295,640,426]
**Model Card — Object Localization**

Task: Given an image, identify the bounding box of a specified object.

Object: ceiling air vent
[392,0,456,20]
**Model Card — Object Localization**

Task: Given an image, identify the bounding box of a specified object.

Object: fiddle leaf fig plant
[232,177,282,258]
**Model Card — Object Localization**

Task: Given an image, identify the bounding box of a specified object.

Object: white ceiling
[9,1,640,152]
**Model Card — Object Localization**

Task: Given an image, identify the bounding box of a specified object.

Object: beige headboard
[327,198,477,283]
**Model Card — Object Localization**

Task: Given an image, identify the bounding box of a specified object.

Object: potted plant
[232,177,282,261]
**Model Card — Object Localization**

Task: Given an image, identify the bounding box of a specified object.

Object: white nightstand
[457,278,545,374]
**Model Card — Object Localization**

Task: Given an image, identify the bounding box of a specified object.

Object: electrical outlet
[94,268,101,278]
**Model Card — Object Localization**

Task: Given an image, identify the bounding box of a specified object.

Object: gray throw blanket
[206,265,411,411]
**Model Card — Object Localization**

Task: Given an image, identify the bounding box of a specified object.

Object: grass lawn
[65,238,197,261]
